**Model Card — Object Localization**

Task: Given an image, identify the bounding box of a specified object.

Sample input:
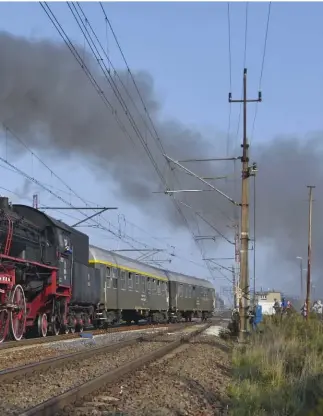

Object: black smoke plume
[0,32,322,296]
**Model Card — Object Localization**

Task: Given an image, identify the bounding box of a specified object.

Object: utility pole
[232,265,237,309]
[229,68,261,341]
[252,172,257,305]
[296,256,303,300]
[306,185,315,321]
[234,224,240,308]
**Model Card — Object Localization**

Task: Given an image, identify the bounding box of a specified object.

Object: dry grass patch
[230,313,323,416]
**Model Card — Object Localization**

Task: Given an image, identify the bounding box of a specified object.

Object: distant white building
[256,291,282,315]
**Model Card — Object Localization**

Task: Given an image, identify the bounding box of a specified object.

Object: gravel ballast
[0,340,167,415]
[0,327,169,371]
[62,331,231,416]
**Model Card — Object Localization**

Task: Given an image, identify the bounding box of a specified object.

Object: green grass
[230,313,323,416]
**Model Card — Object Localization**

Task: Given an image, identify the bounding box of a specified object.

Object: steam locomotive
[0,196,215,342]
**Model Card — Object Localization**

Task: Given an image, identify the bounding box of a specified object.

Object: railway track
[14,323,211,416]
[0,321,187,351]
[0,322,203,415]
[0,322,194,381]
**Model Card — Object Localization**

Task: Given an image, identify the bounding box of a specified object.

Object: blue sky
[0,2,322,303]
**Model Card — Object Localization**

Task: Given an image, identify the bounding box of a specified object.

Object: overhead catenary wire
[66,2,169,189]
[96,2,232,282]
[39,1,234,284]
[64,2,195,233]
[234,1,249,148]
[2,122,212,275]
[226,2,233,168]
[0,137,163,264]
[0,142,210,273]
[39,1,182,266]
[39,2,134,151]
[250,1,272,145]
[97,2,208,228]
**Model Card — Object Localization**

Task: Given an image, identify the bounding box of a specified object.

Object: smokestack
[33,194,38,209]
[0,197,10,210]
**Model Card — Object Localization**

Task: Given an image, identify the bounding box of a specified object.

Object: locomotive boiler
[0,197,74,340]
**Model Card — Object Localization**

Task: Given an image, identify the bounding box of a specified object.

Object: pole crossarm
[153,189,216,194]
[177,157,240,163]
[194,236,219,241]
[163,154,239,206]
[210,257,235,260]
[145,259,171,263]
[111,249,165,252]
[41,207,118,210]
[201,176,228,180]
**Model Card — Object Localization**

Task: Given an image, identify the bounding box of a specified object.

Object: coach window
[112,278,118,289]
[112,268,118,278]
[179,284,183,298]
[120,271,126,290]
[135,274,140,292]
[157,280,161,295]
[147,278,151,293]
[106,267,111,288]
[141,276,146,293]
[128,273,133,290]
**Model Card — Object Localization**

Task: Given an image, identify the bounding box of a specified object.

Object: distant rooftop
[256,290,281,295]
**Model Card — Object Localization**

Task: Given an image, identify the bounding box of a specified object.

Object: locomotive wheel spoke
[37,313,48,338]
[9,284,27,341]
[53,323,60,336]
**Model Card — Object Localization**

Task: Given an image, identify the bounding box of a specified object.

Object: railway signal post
[229,68,261,342]
[306,185,315,321]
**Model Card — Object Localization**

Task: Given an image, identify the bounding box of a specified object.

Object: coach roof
[89,245,169,281]
[164,270,214,289]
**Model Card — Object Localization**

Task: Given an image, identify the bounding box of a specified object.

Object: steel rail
[18,323,211,416]
[0,322,195,382]
[0,321,187,351]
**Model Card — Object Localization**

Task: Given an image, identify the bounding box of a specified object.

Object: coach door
[105,266,118,310]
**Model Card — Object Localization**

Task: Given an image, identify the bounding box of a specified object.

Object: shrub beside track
[230,313,323,416]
